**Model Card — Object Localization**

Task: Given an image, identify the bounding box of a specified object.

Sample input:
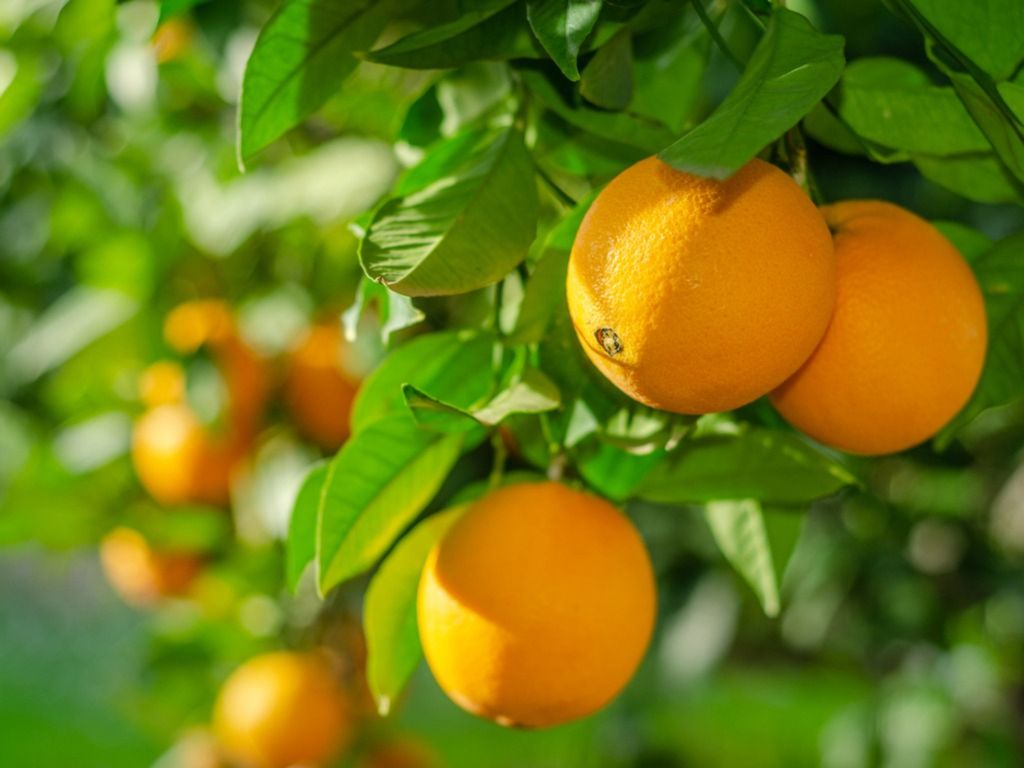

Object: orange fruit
[418,482,656,728]
[131,404,245,506]
[567,156,836,414]
[99,527,201,606]
[139,360,186,408]
[131,300,271,505]
[283,322,360,450]
[213,651,351,768]
[164,299,271,435]
[771,200,987,454]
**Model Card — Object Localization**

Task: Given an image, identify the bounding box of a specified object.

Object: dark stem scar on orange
[595,328,623,357]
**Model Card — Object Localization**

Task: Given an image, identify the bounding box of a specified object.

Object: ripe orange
[283,322,360,450]
[771,200,987,454]
[138,360,186,408]
[567,156,835,414]
[132,300,270,505]
[99,527,201,607]
[213,651,351,768]
[164,299,270,435]
[131,404,245,506]
[418,482,656,728]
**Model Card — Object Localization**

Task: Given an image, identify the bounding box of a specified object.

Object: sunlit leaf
[526,0,604,81]
[317,412,469,593]
[364,507,462,714]
[360,127,537,297]
[238,0,389,165]
[660,8,844,178]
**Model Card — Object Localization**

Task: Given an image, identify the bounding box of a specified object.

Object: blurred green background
[2,0,1024,766]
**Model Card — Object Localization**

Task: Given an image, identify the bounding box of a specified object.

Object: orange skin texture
[99,527,202,607]
[418,482,656,728]
[771,200,987,455]
[284,323,360,450]
[213,651,351,768]
[567,156,836,414]
[133,301,270,505]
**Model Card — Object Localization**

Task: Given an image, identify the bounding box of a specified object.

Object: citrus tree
[2,0,1024,765]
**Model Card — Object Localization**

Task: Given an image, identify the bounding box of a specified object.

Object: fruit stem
[489,430,508,489]
[783,127,822,204]
[691,0,744,72]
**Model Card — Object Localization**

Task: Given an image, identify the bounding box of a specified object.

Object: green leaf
[343,279,426,345]
[908,0,1024,81]
[762,507,805,588]
[316,413,467,592]
[286,461,327,592]
[835,57,989,155]
[936,231,1024,446]
[404,367,561,430]
[579,28,633,110]
[659,8,844,179]
[890,0,1024,184]
[636,428,856,506]
[576,440,667,502]
[507,192,596,347]
[360,127,538,297]
[237,0,389,165]
[631,12,709,133]
[704,499,781,617]
[521,69,675,153]
[351,331,496,433]
[526,0,604,81]
[931,222,994,262]
[913,153,1023,205]
[365,0,541,69]
[364,507,463,714]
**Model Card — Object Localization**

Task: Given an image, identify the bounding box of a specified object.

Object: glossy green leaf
[521,69,675,153]
[659,8,844,178]
[364,507,462,714]
[637,428,856,506]
[909,0,1024,81]
[317,412,466,592]
[237,0,389,165]
[351,331,496,433]
[526,0,604,81]
[914,153,1023,204]
[835,58,988,155]
[579,28,633,110]
[366,0,541,69]
[286,461,327,592]
[360,127,538,297]
[576,440,667,501]
[704,499,781,617]
[404,367,561,430]
[631,11,709,133]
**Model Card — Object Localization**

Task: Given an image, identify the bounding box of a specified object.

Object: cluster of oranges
[101,299,360,609]
[97,153,992,763]
[98,300,381,768]
[568,156,988,455]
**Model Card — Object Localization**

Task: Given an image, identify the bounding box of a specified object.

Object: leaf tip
[377,696,392,716]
